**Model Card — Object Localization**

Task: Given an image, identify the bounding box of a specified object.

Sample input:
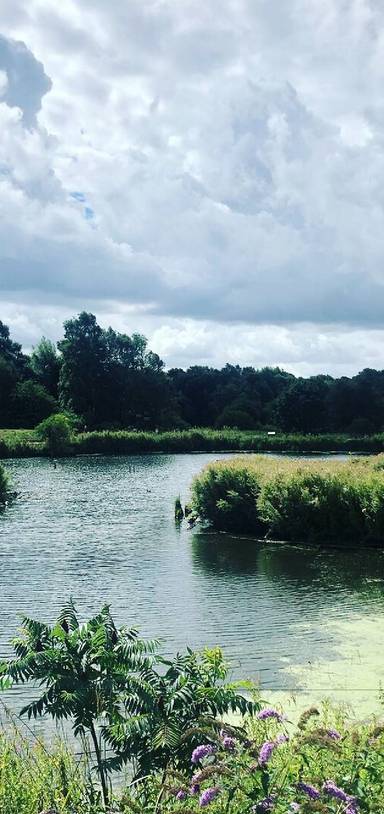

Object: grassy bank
[2,427,384,458]
[191,454,384,543]
[1,703,384,813]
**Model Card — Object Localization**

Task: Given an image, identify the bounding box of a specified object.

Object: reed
[191,454,384,543]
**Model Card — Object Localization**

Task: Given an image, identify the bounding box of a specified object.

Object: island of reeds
[191,454,384,544]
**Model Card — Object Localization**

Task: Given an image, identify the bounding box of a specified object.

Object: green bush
[0,462,8,502]
[192,455,384,544]
[36,413,72,455]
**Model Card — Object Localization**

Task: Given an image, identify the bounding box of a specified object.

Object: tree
[11,380,57,428]
[58,312,108,427]
[30,337,61,397]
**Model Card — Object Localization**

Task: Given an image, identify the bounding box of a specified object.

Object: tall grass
[1,427,384,459]
[0,725,100,814]
[191,455,384,543]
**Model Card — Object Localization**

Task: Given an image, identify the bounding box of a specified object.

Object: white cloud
[1,1,384,372]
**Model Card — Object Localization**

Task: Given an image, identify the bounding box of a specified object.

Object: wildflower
[252,796,275,812]
[297,707,320,730]
[323,780,358,808]
[296,781,320,800]
[199,787,220,807]
[257,707,283,722]
[258,740,277,766]
[176,790,187,801]
[276,733,289,744]
[327,728,341,740]
[190,783,200,795]
[191,744,216,764]
[289,805,301,813]
[222,736,236,751]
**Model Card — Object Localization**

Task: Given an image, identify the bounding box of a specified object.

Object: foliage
[104,646,257,779]
[2,702,384,812]
[0,725,101,814]
[36,413,73,455]
[191,454,384,543]
[132,703,384,814]
[3,313,384,433]
[0,600,158,806]
[30,336,61,397]
[0,602,256,806]
[0,462,9,502]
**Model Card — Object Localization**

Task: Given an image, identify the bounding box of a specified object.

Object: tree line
[1,311,384,434]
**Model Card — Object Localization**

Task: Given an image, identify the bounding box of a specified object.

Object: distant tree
[58,312,108,427]
[30,337,61,397]
[11,381,57,428]
[275,376,333,432]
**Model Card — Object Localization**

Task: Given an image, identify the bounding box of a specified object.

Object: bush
[36,412,72,455]
[191,455,384,544]
[0,462,8,502]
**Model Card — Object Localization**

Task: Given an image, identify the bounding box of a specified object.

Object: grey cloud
[0,34,51,126]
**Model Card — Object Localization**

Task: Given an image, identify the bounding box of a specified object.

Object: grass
[0,724,100,814]
[1,427,384,458]
[191,454,384,544]
[1,702,384,813]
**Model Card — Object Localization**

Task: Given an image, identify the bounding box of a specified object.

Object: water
[1,452,384,724]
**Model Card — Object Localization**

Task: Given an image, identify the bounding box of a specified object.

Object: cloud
[0,2,384,371]
[0,33,51,126]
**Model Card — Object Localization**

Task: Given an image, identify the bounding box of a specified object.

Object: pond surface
[1,453,384,722]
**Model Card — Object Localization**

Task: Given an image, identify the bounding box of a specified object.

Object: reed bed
[191,454,384,543]
[1,427,384,459]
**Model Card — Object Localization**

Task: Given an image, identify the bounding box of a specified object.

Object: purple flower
[191,744,216,764]
[327,728,341,740]
[258,740,277,766]
[176,790,187,801]
[276,733,289,744]
[199,787,220,807]
[296,782,320,800]
[252,796,275,813]
[257,707,283,722]
[323,781,358,808]
[289,805,301,813]
[190,783,200,796]
[222,736,236,751]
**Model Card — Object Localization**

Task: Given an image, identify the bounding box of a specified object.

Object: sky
[0,0,384,376]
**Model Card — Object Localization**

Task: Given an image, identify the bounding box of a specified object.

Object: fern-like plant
[0,599,158,807]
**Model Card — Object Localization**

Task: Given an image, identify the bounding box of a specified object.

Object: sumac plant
[0,601,258,808]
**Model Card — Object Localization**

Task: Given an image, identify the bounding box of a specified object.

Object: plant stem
[90,722,109,808]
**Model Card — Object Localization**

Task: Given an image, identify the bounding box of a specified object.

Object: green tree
[30,336,61,397]
[58,312,108,427]
[36,413,72,455]
[11,381,57,428]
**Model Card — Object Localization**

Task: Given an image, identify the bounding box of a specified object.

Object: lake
[1,452,384,722]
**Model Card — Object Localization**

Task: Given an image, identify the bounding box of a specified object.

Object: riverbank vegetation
[0,602,384,814]
[0,462,9,502]
[2,426,384,458]
[3,312,384,435]
[1,601,384,813]
[191,455,384,543]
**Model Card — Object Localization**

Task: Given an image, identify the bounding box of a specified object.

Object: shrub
[191,455,384,544]
[0,462,8,502]
[35,412,73,455]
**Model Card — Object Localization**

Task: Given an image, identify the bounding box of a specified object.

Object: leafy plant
[105,646,258,779]
[0,600,158,807]
[35,413,73,455]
